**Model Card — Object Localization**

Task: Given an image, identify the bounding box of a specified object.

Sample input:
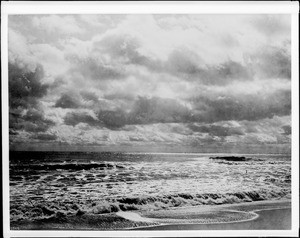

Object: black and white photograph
[2,1,299,237]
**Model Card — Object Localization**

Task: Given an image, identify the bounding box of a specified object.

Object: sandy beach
[11,200,291,230]
[130,200,291,230]
[133,208,291,230]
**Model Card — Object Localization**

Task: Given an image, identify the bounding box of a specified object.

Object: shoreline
[11,199,291,230]
[132,207,291,230]
[130,200,291,230]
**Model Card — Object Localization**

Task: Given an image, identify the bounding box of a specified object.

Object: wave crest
[10,189,289,221]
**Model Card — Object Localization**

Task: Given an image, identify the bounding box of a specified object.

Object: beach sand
[132,200,291,230]
[11,200,291,230]
[133,208,291,230]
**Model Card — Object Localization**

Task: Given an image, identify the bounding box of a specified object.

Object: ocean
[9,151,291,223]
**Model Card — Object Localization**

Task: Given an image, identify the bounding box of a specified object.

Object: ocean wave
[10,189,290,222]
[10,162,125,173]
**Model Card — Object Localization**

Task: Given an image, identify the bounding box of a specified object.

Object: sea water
[9,151,291,222]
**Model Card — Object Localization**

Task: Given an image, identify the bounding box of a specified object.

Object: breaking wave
[10,189,290,222]
[10,162,124,173]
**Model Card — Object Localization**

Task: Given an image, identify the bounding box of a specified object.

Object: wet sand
[131,200,291,230]
[133,208,291,230]
[10,213,157,230]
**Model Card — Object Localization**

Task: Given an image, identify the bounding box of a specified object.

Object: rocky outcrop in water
[209,156,251,161]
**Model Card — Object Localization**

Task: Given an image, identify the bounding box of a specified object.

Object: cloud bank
[8,14,291,152]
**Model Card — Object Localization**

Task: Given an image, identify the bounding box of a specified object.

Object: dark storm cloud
[9,63,48,109]
[9,63,55,134]
[63,87,291,131]
[55,93,81,108]
[10,109,55,133]
[64,96,192,129]
[96,110,127,129]
[188,124,244,137]
[191,89,291,122]
[31,133,57,141]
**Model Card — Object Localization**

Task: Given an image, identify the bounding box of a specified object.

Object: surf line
[116,211,155,223]
[116,209,259,227]
[117,205,291,230]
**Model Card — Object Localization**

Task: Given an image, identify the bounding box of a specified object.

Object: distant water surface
[9,151,291,222]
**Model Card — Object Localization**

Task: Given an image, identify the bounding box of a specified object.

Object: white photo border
[2,1,299,237]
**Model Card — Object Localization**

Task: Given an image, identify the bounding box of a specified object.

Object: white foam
[116,211,154,223]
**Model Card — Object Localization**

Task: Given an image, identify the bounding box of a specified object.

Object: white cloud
[8,29,37,71]
[31,44,69,78]
[32,15,84,35]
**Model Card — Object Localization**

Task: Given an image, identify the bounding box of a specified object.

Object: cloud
[9,63,48,109]
[55,93,81,109]
[80,91,99,102]
[10,108,55,133]
[247,45,291,79]
[68,56,127,81]
[8,29,37,71]
[64,111,99,127]
[61,87,291,132]
[191,88,291,122]
[281,125,291,135]
[128,96,192,125]
[32,15,83,35]
[62,96,192,129]
[103,92,135,101]
[251,15,290,38]
[31,133,57,141]
[8,14,291,151]
[9,63,55,134]
[166,48,253,84]
[30,43,68,76]
[188,124,244,137]
[64,109,128,130]
[97,110,127,129]
[79,15,106,27]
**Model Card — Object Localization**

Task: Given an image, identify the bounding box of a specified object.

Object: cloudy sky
[8,14,291,153]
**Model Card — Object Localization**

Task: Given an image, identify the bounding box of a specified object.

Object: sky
[8,14,291,153]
